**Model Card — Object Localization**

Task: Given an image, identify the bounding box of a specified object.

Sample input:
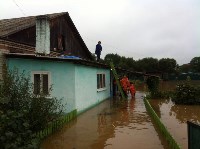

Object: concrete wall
[75,65,110,113]
[6,58,110,113]
[7,58,75,113]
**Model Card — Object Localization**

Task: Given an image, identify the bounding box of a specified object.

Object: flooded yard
[149,99,200,149]
[41,81,200,149]
[41,92,169,149]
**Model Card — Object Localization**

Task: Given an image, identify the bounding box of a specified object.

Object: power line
[12,0,26,16]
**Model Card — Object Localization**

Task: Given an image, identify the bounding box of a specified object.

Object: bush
[145,76,175,99]
[0,68,64,149]
[172,83,200,104]
[0,110,39,149]
[0,69,32,112]
[29,95,64,132]
[146,76,162,99]
[146,76,159,93]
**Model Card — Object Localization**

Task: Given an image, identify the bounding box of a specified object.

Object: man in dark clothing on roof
[95,41,102,62]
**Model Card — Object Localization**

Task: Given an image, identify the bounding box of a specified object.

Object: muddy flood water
[41,92,170,149]
[149,99,200,149]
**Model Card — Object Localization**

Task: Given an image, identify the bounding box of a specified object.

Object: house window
[32,71,51,95]
[97,73,106,89]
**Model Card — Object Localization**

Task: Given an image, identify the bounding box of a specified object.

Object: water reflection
[91,94,164,149]
[97,113,107,134]
[152,98,200,124]
[42,92,165,149]
[170,103,200,124]
[149,98,200,149]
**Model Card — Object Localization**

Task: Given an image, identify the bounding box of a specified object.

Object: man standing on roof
[95,41,102,62]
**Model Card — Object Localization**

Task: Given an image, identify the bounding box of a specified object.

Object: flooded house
[0,12,111,114]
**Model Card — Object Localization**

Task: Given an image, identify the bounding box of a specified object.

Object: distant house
[0,12,110,113]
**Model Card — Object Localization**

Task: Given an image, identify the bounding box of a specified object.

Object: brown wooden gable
[0,12,93,60]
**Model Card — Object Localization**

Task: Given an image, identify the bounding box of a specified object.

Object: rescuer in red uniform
[129,82,136,98]
[120,75,131,96]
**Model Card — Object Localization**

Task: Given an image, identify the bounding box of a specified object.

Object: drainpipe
[35,15,50,55]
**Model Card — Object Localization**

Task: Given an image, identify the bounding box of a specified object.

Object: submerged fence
[36,109,77,139]
[144,98,181,149]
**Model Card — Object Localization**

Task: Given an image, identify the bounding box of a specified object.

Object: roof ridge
[0,12,68,21]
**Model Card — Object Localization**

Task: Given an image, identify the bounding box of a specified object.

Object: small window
[34,74,40,94]
[42,74,49,95]
[58,34,65,50]
[97,73,106,89]
[103,74,105,87]
[32,72,50,95]
[97,74,100,89]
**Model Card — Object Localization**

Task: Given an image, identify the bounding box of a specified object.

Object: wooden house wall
[4,15,91,60]
[7,26,36,46]
[50,16,90,59]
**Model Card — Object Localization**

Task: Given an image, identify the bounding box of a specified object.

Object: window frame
[97,73,106,92]
[31,71,51,96]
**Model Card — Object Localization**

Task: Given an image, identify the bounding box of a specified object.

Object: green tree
[118,56,127,69]
[105,53,179,77]
[125,57,136,71]
[179,64,192,73]
[190,57,200,72]
[158,58,177,73]
[104,53,121,65]
[105,53,136,71]
[136,57,159,72]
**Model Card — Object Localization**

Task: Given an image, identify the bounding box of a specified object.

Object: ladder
[110,62,126,99]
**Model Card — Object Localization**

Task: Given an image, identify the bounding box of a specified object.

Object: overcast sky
[1,0,199,65]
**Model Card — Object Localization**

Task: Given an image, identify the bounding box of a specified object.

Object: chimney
[36,15,50,55]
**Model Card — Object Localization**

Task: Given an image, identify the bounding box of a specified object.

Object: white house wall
[6,58,76,113]
[75,65,110,114]
[7,57,111,114]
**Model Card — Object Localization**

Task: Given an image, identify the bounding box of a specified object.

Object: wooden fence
[36,109,77,139]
